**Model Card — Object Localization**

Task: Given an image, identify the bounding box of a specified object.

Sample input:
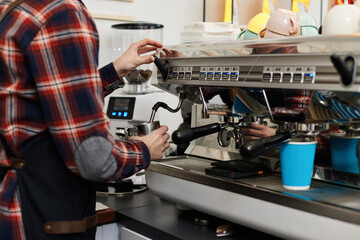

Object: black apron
[0,131,96,240]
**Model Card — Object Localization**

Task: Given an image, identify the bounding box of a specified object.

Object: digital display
[114,98,130,111]
[106,97,135,120]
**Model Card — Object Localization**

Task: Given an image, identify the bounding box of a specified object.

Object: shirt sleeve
[26,7,150,181]
[99,63,125,96]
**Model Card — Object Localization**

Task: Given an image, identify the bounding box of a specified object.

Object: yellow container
[246,13,270,35]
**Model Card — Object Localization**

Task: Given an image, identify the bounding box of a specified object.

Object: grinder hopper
[112,22,164,94]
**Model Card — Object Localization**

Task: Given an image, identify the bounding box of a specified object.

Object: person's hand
[241,122,277,142]
[161,48,183,58]
[129,125,170,160]
[112,38,163,77]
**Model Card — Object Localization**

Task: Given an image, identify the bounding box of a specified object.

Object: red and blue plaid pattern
[0,0,150,238]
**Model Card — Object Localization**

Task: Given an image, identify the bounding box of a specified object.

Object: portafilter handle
[172,123,227,145]
[240,132,292,159]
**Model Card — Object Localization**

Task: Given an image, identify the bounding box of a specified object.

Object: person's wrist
[112,61,129,78]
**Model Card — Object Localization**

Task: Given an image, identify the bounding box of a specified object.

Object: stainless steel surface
[147,157,360,225]
[127,83,148,94]
[133,121,160,136]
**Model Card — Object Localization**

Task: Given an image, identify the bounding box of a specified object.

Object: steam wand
[199,87,209,119]
[149,91,187,123]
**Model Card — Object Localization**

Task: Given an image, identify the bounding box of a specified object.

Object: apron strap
[43,213,98,235]
[0,0,26,24]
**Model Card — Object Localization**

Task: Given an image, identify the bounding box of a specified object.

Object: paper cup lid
[287,138,316,145]
[330,132,360,139]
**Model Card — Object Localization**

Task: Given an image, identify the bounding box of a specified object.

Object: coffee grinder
[101,22,164,190]
[104,22,164,140]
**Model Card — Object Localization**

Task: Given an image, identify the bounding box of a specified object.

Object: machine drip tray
[205,160,270,179]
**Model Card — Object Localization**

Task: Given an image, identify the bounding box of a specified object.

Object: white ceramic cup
[322,4,360,35]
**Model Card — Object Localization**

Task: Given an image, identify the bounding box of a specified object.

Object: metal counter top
[96,189,281,240]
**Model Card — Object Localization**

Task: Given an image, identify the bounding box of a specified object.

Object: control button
[282,67,293,83]
[117,112,122,117]
[293,73,303,83]
[283,73,292,83]
[262,73,272,82]
[293,66,305,83]
[207,72,214,80]
[222,72,230,80]
[273,67,282,82]
[123,112,128,117]
[172,72,178,79]
[230,72,238,80]
[214,72,222,80]
[304,73,315,83]
[273,73,282,82]
[112,112,116,116]
[263,66,273,82]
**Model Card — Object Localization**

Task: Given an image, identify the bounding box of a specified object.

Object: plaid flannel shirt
[0,0,150,238]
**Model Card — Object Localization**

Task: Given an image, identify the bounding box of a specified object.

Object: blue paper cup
[330,134,360,174]
[279,139,317,190]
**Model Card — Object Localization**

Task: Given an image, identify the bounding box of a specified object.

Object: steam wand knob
[154,56,170,81]
[330,54,357,86]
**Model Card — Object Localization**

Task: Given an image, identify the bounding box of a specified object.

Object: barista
[0,0,169,239]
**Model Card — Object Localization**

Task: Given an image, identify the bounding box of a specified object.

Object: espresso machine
[146,36,360,239]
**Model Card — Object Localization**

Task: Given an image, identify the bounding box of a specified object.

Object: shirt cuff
[134,140,151,169]
[99,63,125,96]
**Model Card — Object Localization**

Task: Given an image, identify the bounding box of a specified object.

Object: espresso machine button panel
[262,66,315,83]
[167,65,315,84]
[172,66,194,80]
[169,66,241,81]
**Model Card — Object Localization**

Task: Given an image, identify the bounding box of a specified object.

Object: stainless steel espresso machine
[146,36,360,239]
